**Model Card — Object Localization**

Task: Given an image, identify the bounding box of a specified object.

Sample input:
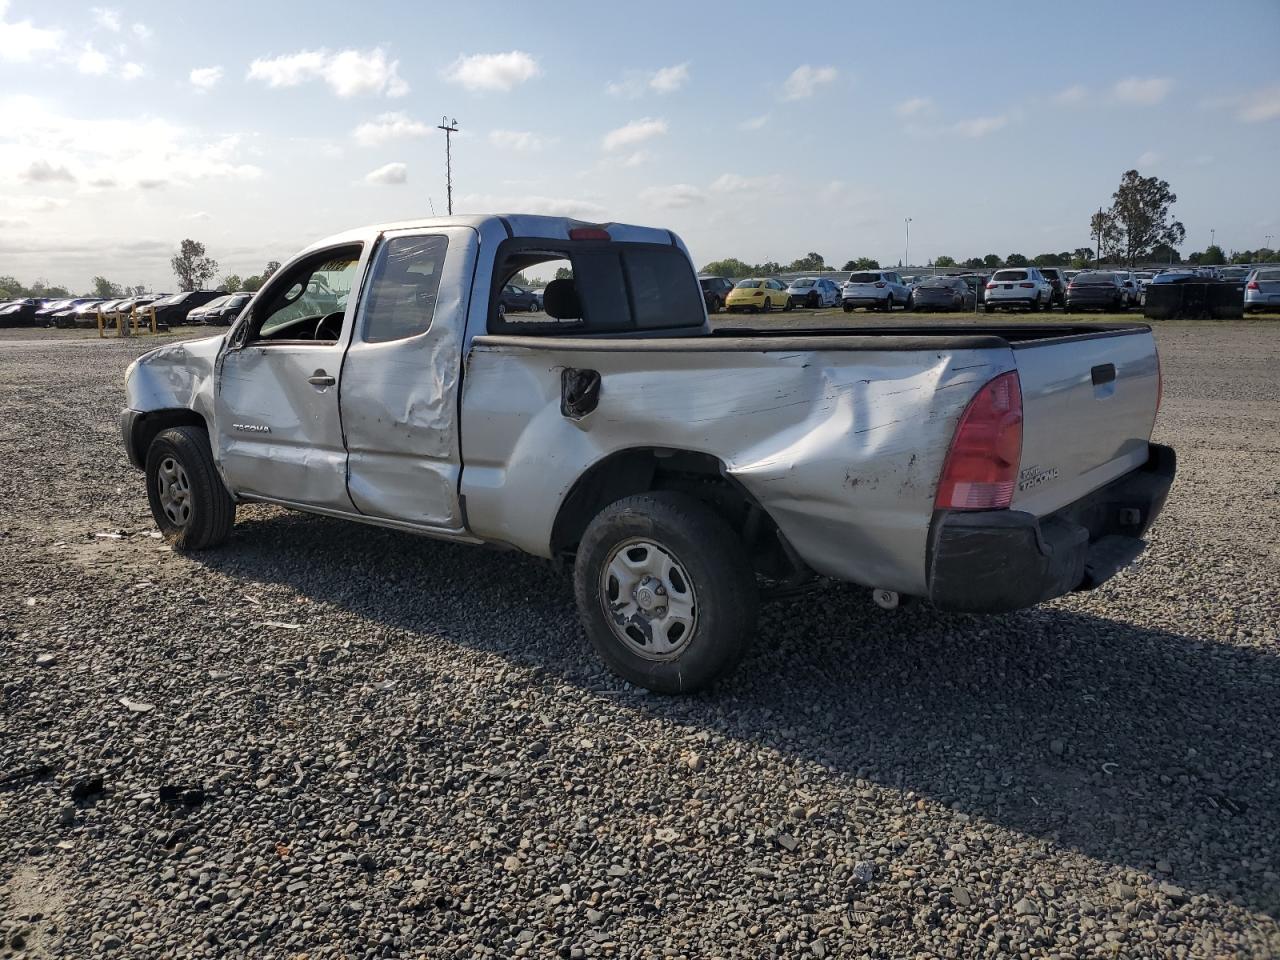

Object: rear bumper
[927,443,1176,613]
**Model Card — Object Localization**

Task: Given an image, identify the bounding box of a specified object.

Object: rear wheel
[761,298,772,313]
[574,492,758,694]
[1030,296,1041,313]
[145,426,234,551]
[883,295,894,313]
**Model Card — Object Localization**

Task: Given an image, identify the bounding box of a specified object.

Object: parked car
[1219,266,1250,282]
[785,277,841,308]
[841,270,910,312]
[35,298,90,323]
[725,278,793,313]
[197,292,252,326]
[1064,271,1128,312]
[497,282,540,317]
[1039,268,1068,309]
[910,276,975,312]
[68,300,108,327]
[147,291,224,326]
[984,267,1053,312]
[698,276,735,313]
[1112,271,1142,308]
[1244,267,1280,313]
[0,298,39,326]
[120,213,1174,693]
[953,273,990,298]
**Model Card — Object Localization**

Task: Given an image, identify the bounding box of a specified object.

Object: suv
[698,276,735,313]
[1039,268,1068,309]
[984,267,1053,312]
[842,270,910,312]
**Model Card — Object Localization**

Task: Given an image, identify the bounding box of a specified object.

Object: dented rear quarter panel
[459,341,1013,595]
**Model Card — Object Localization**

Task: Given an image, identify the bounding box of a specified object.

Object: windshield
[734,280,762,289]
[848,272,881,283]
[992,270,1028,281]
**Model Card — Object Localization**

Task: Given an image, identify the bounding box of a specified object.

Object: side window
[361,235,448,344]
[248,246,361,343]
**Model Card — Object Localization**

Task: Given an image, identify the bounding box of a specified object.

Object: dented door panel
[459,343,1012,595]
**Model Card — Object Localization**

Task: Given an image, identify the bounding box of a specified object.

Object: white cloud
[0,2,63,62]
[186,211,212,221]
[131,22,151,41]
[189,66,223,91]
[1237,85,1280,123]
[608,63,690,97]
[11,195,69,212]
[76,43,110,76]
[602,117,667,151]
[895,97,933,118]
[1054,84,1087,104]
[1113,76,1173,105]
[639,183,705,209]
[710,173,782,193]
[354,112,431,146]
[91,7,121,31]
[121,61,143,80]
[444,51,540,92]
[0,216,28,228]
[456,193,608,220]
[621,150,650,168]
[248,48,408,98]
[738,114,769,131]
[953,115,1008,138]
[781,65,837,101]
[488,129,548,152]
[19,159,75,183]
[1137,150,1161,166]
[364,161,407,185]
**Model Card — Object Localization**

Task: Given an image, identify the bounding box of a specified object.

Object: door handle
[308,370,336,387]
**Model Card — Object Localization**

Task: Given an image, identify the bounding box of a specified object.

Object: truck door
[214,243,366,511]
[339,227,477,531]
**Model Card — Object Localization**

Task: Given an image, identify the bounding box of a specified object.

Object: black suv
[698,276,735,313]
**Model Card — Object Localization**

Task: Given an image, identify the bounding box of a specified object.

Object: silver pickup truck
[122,215,1175,692]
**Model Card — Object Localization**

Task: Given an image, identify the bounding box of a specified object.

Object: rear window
[735,280,762,289]
[1075,272,1115,282]
[920,278,958,289]
[790,279,815,288]
[1255,269,1280,281]
[992,270,1028,281]
[848,272,881,283]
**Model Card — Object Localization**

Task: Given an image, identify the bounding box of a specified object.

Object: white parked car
[984,267,1054,312]
[1112,270,1142,308]
[841,270,911,312]
[785,277,841,308]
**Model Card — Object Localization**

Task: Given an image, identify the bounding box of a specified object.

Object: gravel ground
[1,319,1277,959]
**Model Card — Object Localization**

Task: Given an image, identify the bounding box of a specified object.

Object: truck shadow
[194,509,1280,920]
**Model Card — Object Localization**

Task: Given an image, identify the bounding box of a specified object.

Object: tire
[842,302,853,313]
[883,295,894,313]
[807,292,819,308]
[573,492,758,694]
[145,426,235,550]
[761,298,772,314]
[1030,296,1041,313]
[497,303,507,319]
[984,304,996,313]
[784,297,794,312]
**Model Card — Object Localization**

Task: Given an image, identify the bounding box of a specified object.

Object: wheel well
[550,448,798,578]
[129,409,208,468]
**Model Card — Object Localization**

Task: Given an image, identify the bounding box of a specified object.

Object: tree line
[0,239,281,300]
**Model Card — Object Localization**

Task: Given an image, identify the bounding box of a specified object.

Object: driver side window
[248,245,362,344]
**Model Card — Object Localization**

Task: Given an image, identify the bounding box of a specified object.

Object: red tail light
[1018,282,1034,288]
[934,371,1024,511]
[1247,280,1260,290]
[569,226,610,241]
[985,282,997,289]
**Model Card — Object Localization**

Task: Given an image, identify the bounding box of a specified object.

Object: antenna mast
[437,116,458,215]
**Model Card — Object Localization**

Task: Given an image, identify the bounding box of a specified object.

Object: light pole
[904,218,912,269]
[1266,233,1274,251]
[1210,228,1216,249]
[436,116,459,215]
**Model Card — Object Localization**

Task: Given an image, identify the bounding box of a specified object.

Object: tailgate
[1011,330,1159,517]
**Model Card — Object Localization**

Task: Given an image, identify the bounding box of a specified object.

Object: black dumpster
[1144,280,1244,320]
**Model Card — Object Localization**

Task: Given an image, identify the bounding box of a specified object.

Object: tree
[982,254,1001,268]
[787,252,826,272]
[1199,244,1226,266]
[1107,169,1185,266]
[700,258,753,277]
[1090,209,1122,262]
[91,276,122,298]
[0,275,23,297]
[1230,249,1254,265]
[171,239,218,292]
[1005,253,1029,267]
[842,257,880,271]
[128,284,147,296]
[221,274,243,293]
[241,275,264,292]
[963,257,984,269]
[1032,253,1064,267]
[934,255,956,268]
[554,266,574,280]
[263,260,281,280]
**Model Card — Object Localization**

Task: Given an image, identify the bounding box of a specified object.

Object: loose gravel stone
[0,321,1277,957]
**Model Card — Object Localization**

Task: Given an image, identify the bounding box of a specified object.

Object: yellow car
[724,277,794,313]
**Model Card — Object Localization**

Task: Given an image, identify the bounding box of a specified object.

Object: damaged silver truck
[122,215,1175,692]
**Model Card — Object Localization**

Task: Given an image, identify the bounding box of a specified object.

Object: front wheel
[145,426,235,550]
[842,302,853,313]
[573,492,758,694]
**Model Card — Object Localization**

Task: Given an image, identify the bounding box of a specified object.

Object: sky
[1,0,1278,293]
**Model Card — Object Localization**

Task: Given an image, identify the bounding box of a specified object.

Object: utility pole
[1210,228,1215,249]
[437,116,458,215]
[904,218,912,269]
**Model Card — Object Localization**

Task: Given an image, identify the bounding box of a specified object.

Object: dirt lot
[1,317,1277,958]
